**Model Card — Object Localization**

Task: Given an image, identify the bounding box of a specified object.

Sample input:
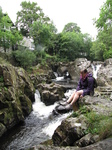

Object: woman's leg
[70,90,83,105]
[67,90,76,103]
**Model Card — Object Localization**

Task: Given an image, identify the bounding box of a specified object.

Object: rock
[54,104,72,114]
[0,64,35,138]
[97,59,112,87]
[53,58,92,81]
[31,138,112,150]
[52,115,88,146]
[37,83,66,105]
[75,133,99,147]
[52,95,112,147]
[0,123,7,137]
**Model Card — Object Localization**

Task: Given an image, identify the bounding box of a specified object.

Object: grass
[85,111,112,139]
[0,76,4,82]
[70,105,112,140]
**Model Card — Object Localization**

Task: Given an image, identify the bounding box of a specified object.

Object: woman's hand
[80,95,83,98]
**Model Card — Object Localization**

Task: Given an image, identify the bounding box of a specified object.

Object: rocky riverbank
[28,58,112,150]
[0,57,112,150]
[0,64,35,138]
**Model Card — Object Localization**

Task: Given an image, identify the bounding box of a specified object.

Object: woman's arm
[82,77,94,96]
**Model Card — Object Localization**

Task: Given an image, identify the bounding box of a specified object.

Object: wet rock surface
[30,138,112,150]
[52,95,112,147]
[0,64,35,138]
[37,82,66,105]
[1,58,112,150]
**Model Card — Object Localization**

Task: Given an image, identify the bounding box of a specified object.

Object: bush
[12,49,36,68]
[103,48,112,60]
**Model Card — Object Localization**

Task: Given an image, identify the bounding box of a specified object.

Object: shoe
[59,101,68,106]
[65,104,73,110]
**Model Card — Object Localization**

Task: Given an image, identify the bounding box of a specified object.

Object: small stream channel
[0,89,73,150]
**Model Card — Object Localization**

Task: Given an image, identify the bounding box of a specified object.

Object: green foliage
[82,33,92,59]
[12,49,36,68]
[103,47,112,60]
[69,111,78,118]
[16,1,51,36]
[30,21,52,46]
[63,22,81,33]
[46,30,92,62]
[98,28,112,50]
[0,7,3,21]
[57,32,84,61]
[90,40,106,61]
[85,111,112,139]
[95,0,112,31]
[99,117,112,139]
[94,0,112,60]
[33,49,46,64]
[0,76,3,82]
[0,12,22,52]
[4,87,8,91]
[79,105,90,114]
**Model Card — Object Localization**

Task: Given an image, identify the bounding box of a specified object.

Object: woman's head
[80,69,88,78]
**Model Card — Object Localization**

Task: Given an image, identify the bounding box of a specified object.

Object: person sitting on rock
[61,68,95,109]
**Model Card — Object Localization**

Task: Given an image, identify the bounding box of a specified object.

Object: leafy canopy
[63,22,81,33]
[16,1,51,36]
[0,13,22,52]
[91,0,112,60]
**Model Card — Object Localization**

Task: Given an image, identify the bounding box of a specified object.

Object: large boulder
[56,58,91,80]
[97,58,112,87]
[37,83,66,105]
[52,95,112,147]
[0,64,35,138]
[29,64,56,88]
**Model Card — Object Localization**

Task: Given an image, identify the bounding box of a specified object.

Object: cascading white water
[91,64,101,79]
[4,64,102,149]
[33,64,102,139]
[33,90,58,118]
[34,64,102,137]
[42,89,75,137]
[33,89,73,137]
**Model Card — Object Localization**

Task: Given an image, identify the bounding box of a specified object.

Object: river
[0,89,73,150]
[0,64,101,150]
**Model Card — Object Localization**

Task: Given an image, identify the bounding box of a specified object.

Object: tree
[93,0,112,60]
[82,33,92,59]
[97,28,112,49]
[16,1,50,36]
[0,7,3,21]
[103,47,112,59]
[0,13,22,52]
[95,0,112,50]
[29,21,54,48]
[46,33,61,55]
[56,32,84,61]
[95,0,112,31]
[90,40,106,61]
[62,22,81,33]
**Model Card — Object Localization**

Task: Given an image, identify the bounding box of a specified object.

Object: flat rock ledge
[28,95,112,150]
[28,138,112,150]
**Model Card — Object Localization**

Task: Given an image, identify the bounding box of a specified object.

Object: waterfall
[42,112,71,137]
[33,90,58,118]
[91,64,101,79]
[3,81,74,149]
[33,89,73,137]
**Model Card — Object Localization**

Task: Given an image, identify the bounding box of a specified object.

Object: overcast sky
[0,0,106,39]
